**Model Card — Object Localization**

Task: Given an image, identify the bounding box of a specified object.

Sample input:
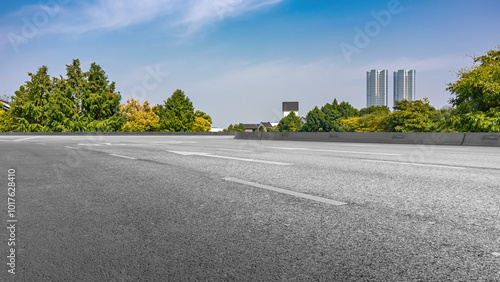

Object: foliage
[340,114,390,132]
[387,98,438,132]
[0,103,14,132]
[10,59,124,132]
[192,110,213,132]
[223,123,245,132]
[303,106,325,132]
[120,99,159,132]
[258,125,266,132]
[446,109,500,132]
[447,47,500,132]
[157,89,195,132]
[448,47,500,113]
[359,105,391,116]
[267,125,279,132]
[303,99,359,132]
[278,111,303,132]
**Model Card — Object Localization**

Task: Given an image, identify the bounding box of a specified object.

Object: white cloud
[0,0,286,39]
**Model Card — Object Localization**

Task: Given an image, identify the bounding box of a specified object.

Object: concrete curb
[235,132,500,147]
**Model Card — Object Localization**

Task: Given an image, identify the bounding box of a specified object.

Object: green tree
[303,106,325,132]
[192,110,213,132]
[81,62,124,131]
[236,123,245,132]
[157,89,195,132]
[258,125,266,132]
[10,66,52,132]
[321,100,341,132]
[337,101,359,119]
[10,59,124,132]
[223,123,245,132]
[278,111,303,132]
[387,98,438,132]
[306,99,359,132]
[447,47,500,132]
[359,105,391,116]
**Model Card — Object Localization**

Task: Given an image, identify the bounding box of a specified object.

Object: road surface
[1,134,499,281]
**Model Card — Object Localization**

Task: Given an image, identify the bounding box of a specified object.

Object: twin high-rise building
[393,70,416,107]
[366,69,388,107]
[366,69,416,107]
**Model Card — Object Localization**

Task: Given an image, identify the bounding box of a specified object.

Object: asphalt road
[1,135,499,281]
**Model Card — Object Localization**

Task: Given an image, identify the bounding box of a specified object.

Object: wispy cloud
[1,0,285,39]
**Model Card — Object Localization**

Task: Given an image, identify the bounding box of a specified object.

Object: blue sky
[1,0,499,127]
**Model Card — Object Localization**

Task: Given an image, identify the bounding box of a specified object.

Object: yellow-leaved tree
[192,110,213,132]
[120,98,159,132]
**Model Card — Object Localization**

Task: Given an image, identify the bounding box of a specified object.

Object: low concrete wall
[462,133,500,147]
[0,131,235,136]
[234,132,500,146]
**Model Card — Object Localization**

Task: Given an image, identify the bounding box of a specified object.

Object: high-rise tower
[366,69,388,107]
[393,69,416,106]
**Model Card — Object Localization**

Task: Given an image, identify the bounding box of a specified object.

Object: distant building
[366,69,388,107]
[258,122,273,129]
[394,69,416,106]
[242,124,259,132]
[282,101,299,117]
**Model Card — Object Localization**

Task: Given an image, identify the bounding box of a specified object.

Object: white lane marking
[169,151,293,166]
[78,143,103,146]
[64,146,78,150]
[169,151,210,156]
[78,143,128,146]
[223,177,347,206]
[269,146,401,156]
[364,159,466,170]
[13,137,40,142]
[151,141,197,144]
[215,148,253,153]
[109,154,137,160]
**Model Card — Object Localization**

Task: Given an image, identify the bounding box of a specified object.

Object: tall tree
[82,62,124,131]
[10,59,124,132]
[303,106,325,132]
[387,98,438,132]
[278,111,303,132]
[157,89,195,132]
[10,65,52,132]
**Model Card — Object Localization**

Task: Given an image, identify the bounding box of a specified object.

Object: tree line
[0,59,212,132]
[1,47,498,133]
